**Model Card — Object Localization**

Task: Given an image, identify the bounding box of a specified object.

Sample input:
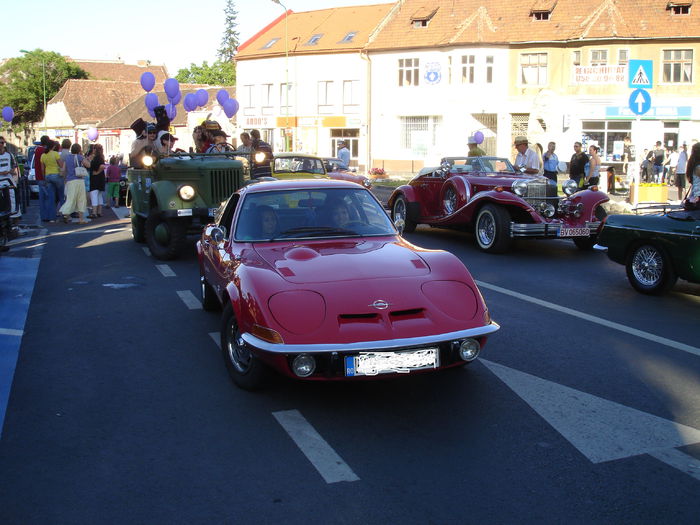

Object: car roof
[242,178,360,194]
[274,152,323,160]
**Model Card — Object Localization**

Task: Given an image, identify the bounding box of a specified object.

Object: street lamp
[271,0,290,151]
[19,49,47,133]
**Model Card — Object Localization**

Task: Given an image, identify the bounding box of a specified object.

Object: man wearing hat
[129,123,157,167]
[155,130,180,156]
[337,139,350,170]
[206,130,234,154]
[467,135,486,157]
[513,136,540,175]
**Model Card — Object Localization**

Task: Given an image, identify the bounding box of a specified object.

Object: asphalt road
[0,203,699,524]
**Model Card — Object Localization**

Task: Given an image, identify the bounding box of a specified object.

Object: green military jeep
[127,153,245,260]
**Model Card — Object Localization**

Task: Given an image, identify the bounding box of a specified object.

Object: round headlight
[362,178,372,188]
[512,179,528,196]
[539,202,556,218]
[254,151,267,164]
[142,155,154,167]
[292,354,316,377]
[458,339,480,362]
[178,185,196,201]
[562,179,579,196]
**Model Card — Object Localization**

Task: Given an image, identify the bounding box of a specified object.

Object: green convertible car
[595,208,700,295]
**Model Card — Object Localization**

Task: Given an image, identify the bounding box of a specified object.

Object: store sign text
[573,65,626,84]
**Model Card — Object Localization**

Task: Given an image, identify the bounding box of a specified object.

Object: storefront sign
[243,116,273,127]
[573,65,626,84]
[605,106,692,119]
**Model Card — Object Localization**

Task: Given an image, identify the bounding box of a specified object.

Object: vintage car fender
[440,176,472,209]
[388,185,422,220]
[446,190,543,225]
[564,189,610,224]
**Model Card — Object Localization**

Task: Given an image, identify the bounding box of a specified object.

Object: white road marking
[156,264,176,277]
[209,332,220,348]
[0,328,23,337]
[177,290,202,310]
[142,247,151,257]
[110,207,130,220]
[649,448,700,482]
[103,227,129,234]
[273,409,360,484]
[476,280,700,358]
[481,359,700,478]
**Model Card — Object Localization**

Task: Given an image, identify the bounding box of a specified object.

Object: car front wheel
[625,243,677,295]
[200,275,220,311]
[391,195,417,233]
[145,208,187,260]
[221,303,268,390]
[475,204,512,253]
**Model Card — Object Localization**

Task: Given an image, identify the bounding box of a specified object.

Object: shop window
[520,53,547,85]
[582,120,632,162]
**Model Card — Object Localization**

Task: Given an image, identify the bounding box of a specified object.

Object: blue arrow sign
[629,88,651,115]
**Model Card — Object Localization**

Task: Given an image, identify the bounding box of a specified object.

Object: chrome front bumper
[241,322,500,354]
[510,221,600,238]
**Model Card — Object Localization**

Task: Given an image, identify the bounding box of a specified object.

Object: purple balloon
[145,93,159,110]
[2,106,14,122]
[87,127,99,141]
[165,103,177,120]
[195,89,208,107]
[222,98,239,118]
[164,78,180,99]
[169,91,182,105]
[147,107,156,118]
[183,93,196,112]
[140,71,155,92]
[216,89,229,105]
[474,131,484,144]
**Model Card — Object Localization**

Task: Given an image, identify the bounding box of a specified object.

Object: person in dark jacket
[568,142,588,187]
[250,129,273,178]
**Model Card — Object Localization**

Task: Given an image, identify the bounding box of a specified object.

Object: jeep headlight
[512,180,528,196]
[254,151,267,164]
[562,179,579,196]
[178,185,196,201]
[142,155,154,167]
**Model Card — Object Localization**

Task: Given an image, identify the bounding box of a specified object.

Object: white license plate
[345,348,439,377]
[559,227,590,237]
[208,208,218,216]
[177,209,193,217]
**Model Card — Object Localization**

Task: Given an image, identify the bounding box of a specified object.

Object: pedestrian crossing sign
[628,60,653,89]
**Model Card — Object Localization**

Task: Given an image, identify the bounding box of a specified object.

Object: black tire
[131,213,145,243]
[144,208,187,260]
[625,243,677,295]
[391,195,416,233]
[200,274,220,311]
[220,303,268,390]
[573,205,607,251]
[475,204,512,253]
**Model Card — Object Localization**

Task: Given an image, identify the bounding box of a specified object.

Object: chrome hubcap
[394,200,406,222]
[444,189,457,214]
[632,246,662,286]
[227,321,251,373]
[477,212,495,246]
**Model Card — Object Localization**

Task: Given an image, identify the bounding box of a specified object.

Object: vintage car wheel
[475,204,512,253]
[200,275,220,311]
[625,244,677,295]
[131,214,145,243]
[573,205,608,251]
[220,303,268,390]
[145,208,187,260]
[392,195,416,233]
[443,187,458,215]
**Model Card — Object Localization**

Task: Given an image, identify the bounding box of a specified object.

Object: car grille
[209,168,243,203]
[524,180,559,210]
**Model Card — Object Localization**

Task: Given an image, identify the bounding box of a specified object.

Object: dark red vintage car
[197,179,499,390]
[388,156,609,253]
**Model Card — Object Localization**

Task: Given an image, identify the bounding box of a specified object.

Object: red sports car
[388,156,609,253]
[197,179,499,390]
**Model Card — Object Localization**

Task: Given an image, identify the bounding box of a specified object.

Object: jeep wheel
[475,204,512,253]
[200,274,220,311]
[221,303,268,390]
[131,213,145,243]
[145,208,187,260]
[625,243,677,295]
[392,195,416,233]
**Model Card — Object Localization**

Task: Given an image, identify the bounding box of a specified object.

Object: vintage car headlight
[362,178,372,188]
[454,338,480,362]
[562,179,579,196]
[178,185,196,201]
[512,180,528,196]
[142,155,154,167]
[538,202,556,218]
[292,354,316,377]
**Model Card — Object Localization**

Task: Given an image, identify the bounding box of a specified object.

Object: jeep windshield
[234,188,395,241]
[273,156,325,175]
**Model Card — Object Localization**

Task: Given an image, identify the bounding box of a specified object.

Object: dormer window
[667,1,691,14]
[305,34,323,46]
[532,10,551,20]
[261,38,280,49]
[410,7,438,28]
[340,31,358,43]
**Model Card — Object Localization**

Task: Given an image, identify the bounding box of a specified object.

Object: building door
[472,113,498,155]
[331,129,359,167]
[663,121,679,150]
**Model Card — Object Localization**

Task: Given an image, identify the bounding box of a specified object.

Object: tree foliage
[174,60,235,85]
[218,0,240,63]
[0,49,88,124]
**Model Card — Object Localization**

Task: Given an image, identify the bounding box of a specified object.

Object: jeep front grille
[210,169,243,203]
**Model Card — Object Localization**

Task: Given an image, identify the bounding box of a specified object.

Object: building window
[486,56,494,83]
[667,3,691,14]
[590,49,608,66]
[340,31,358,43]
[400,116,442,156]
[663,49,693,83]
[618,49,629,65]
[261,84,273,115]
[532,11,550,20]
[243,84,255,115]
[461,55,475,84]
[572,51,581,66]
[280,83,294,114]
[318,81,334,114]
[520,53,547,85]
[261,38,280,50]
[342,80,359,114]
[410,8,437,28]
[305,34,323,46]
[398,58,420,87]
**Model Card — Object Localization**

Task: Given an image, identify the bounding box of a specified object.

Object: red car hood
[253,238,430,284]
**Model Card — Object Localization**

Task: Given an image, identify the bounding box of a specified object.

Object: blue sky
[0,0,385,77]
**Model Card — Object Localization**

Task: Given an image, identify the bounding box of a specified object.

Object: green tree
[175,60,235,85]
[0,49,88,124]
[218,0,240,62]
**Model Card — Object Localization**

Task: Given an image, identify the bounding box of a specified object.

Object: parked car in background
[323,157,372,189]
[197,178,499,390]
[388,156,609,253]
[595,207,700,295]
[24,146,39,197]
[269,153,372,189]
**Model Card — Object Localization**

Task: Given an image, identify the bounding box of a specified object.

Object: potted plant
[369,167,386,180]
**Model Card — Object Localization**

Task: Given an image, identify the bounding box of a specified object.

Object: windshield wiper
[273,226,361,239]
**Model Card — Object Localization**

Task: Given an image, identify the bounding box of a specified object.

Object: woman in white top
[586,145,601,187]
